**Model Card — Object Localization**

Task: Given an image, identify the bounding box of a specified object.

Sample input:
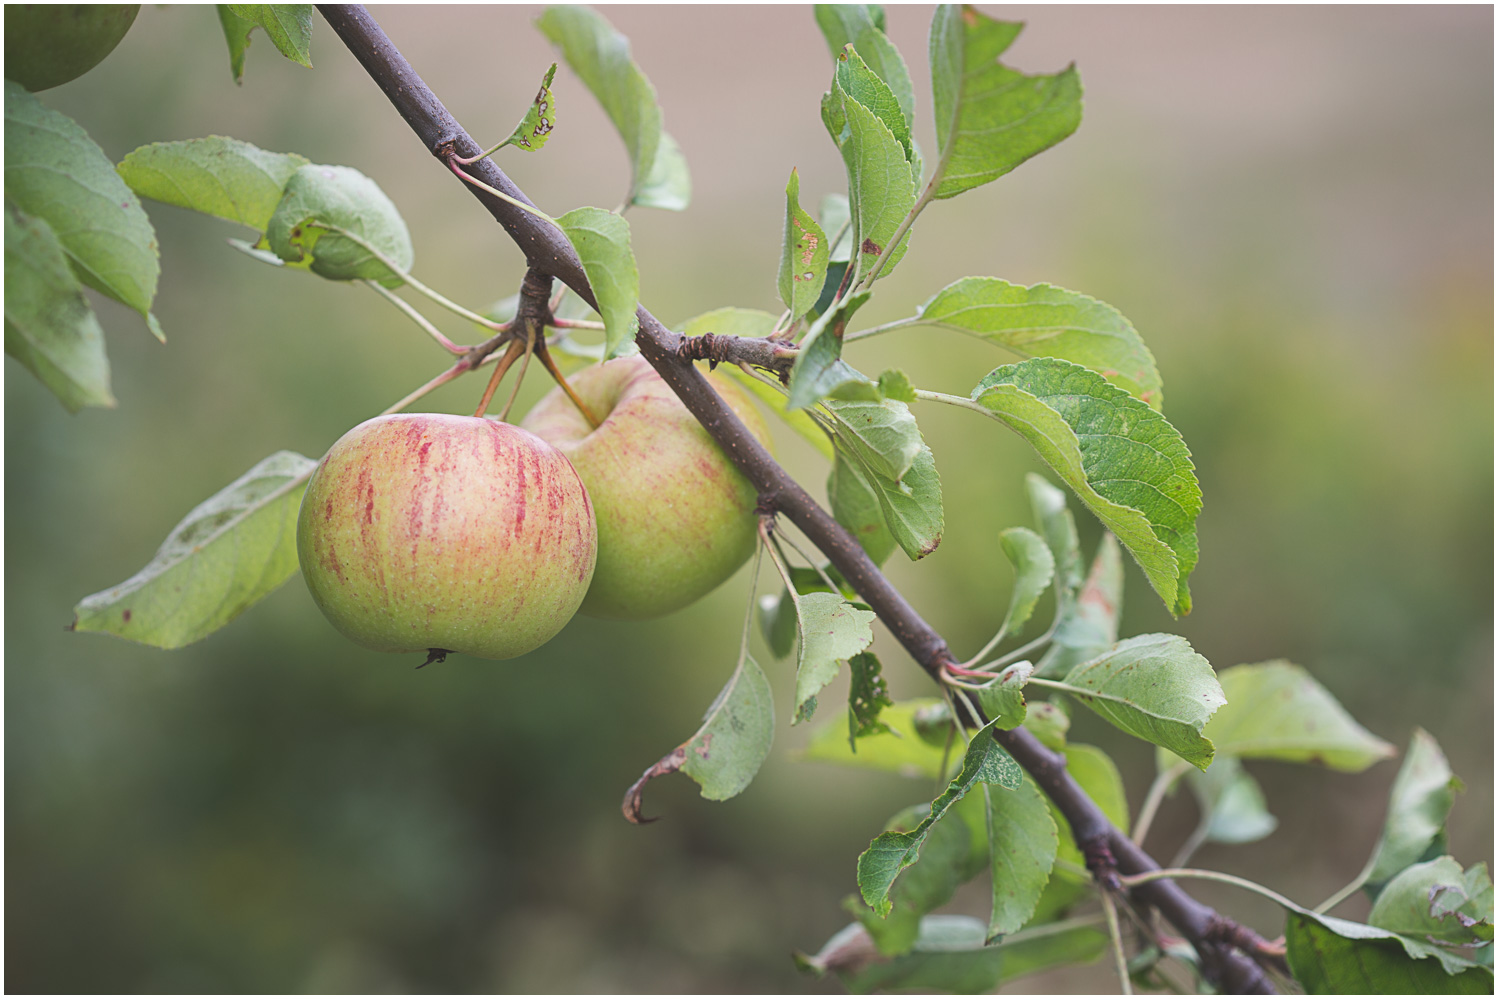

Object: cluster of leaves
[29,4,1491,994]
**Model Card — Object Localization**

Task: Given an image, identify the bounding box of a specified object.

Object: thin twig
[381,361,467,415]
[1101,890,1134,995]
[363,280,469,353]
[1134,761,1192,846]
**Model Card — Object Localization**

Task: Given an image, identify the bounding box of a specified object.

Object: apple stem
[495,326,537,423]
[472,339,527,418]
[535,340,602,429]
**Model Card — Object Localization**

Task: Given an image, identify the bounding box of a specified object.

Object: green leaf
[1184,755,1278,845]
[118,136,309,232]
[556,206,638,359]
[1370,858,1493,945]
[974,662,1031,730]
[778,168,830,322]
[264,163,413,285]
[1037,532,1122,678]
[851,440,944,560]
[848,651,894,746]
[1026,701,1070,752]
[826,68,916,281]
[970,359,1200,615]
[927,5,1082,200]
[985,777,1059,939]
[877,368,916,402]
[503,63,558,152]
[826,396,921,482]
[216,5,255,83]
[994,526,1054,644]
[793,591,877,724]
[787,290,868,410]
[225,5,313,68]
[71,451,316,648]
[5,81,161,332]
[4,201,114,411]
[858,719,1022,916]
[835,44,913,164]
[1367,729,1464,887]
[1058,634,1224,769]
[801,698,952,779]
[1204,661,1396,771]
[622,652,775,818]
[1285,911,1493,992]
[814,5,915,134]
[536,5,689,211]
[632,131,690,211]
[912,277,1164,408]
[829,451,897,565]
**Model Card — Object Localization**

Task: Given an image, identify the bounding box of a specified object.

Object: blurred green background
[6,5,1492,993]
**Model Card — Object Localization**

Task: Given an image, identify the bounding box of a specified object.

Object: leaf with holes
[848,651,894,747]
[779,168,830,322]
[118,136,308,231]
[503,63,559,152]
[72,451,316,648]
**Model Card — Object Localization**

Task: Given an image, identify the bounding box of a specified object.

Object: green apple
[297,413,596,660]
[4,5,139,92]
[521,356,772,620]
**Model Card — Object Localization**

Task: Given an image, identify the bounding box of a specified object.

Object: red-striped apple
[297,413,596,659]
[520,356,771,620]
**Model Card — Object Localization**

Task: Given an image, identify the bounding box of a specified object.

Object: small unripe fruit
[521,356,772,620]
[297,413,596,660]
[4,5,139,92]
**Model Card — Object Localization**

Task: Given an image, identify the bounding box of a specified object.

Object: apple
[297,413,596,660]
[4,5,139,92]
[520,355,772,620]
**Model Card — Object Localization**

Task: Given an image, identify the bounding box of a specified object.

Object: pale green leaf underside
[680,653,775,800]
[225,5,314,67]
[72,451,317,649]
[984,778,1058,939]
[4,81,160,323]
[1369,857,1492,945]
[916,277,1164,408]
[928,5,1081,200]
[265,163,413,285]
[1185,756,1279,845]
[793,591,876,723]
[1037,532,1122,678]
[825,395,921,482]
[800,698,951,780]
[118,136,309,231]
[779,168,830,321]
[971,358,1199,615]
[1205,661,1396,771]
[1368,728,1462,886]
[1061,633,1224,770]
[858,720,1022,916]
[995,525,1053,642]
[4,201,114,412]
[537,6,688,210]
[557,206,638,359]
[829,451,896,565]
[840,439,944,560]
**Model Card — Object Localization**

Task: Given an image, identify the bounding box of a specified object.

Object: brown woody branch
[316,6,1275,992]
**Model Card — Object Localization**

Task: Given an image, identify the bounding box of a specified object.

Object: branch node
[1084,835,1123,892]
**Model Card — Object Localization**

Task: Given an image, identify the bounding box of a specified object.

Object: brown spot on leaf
[621,745,689,824]
[122,609,132,623]
[861,237,882,256]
